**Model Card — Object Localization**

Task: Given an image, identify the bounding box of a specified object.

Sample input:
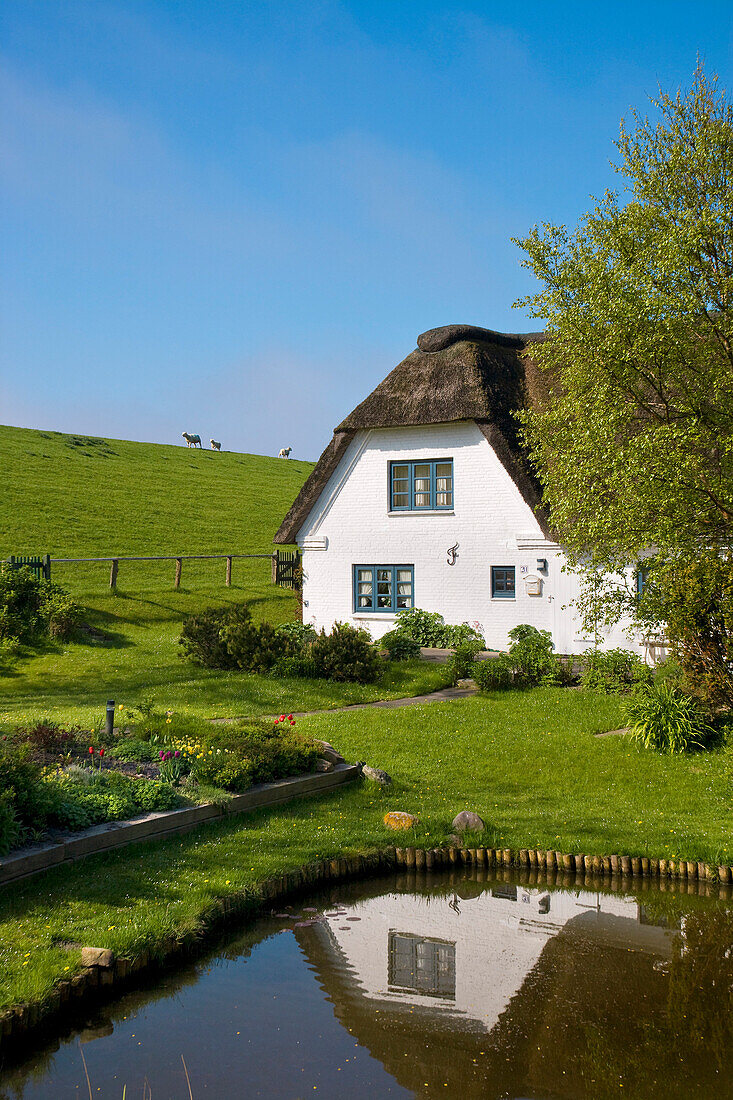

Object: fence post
[226,556,232,586]
[272,552,278,584]
[174,558,182,589]
[42,554,51,581]
[109,559,119,588]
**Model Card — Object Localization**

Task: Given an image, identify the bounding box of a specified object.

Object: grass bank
[0,424,323,724]
[2,688,731,1014]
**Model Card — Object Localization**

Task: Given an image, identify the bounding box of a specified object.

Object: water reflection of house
[295,883,698,1100]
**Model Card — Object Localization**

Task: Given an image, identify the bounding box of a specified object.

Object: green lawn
[2,687,731,1014]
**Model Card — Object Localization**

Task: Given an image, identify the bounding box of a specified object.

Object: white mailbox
[524,572,543,596]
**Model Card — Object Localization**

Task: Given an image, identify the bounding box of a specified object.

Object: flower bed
[0,707,320,855]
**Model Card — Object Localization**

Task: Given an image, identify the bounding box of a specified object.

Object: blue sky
[2,1,732,459]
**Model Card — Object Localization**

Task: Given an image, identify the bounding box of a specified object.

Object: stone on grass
[315,758,334,773]
[81,947,114,969]
[383,811,418,830]
[361,764,393,786]
[314,740,345,764]
[452,811,485,834]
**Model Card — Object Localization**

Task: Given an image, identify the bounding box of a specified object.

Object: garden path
[209,683,479,724]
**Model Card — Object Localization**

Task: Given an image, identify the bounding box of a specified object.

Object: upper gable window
[390,459,453,511]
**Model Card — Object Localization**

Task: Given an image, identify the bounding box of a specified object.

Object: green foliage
[222,617,296,673]
[581,648,652,694]
[0,566,82,645]
[178,603,252,669]
[274,621,317,649]
[506,624,559,686]
[310,622,381,683]
[0,744,55,840]
[472,625,568,692]
[0,788,18,854]
[472,655,514,691]
[625,683,715,753]
[269,655,319,678]
[189,721,318,791]
[379,629,422,661]
[516,68,733,572]
[638,552,733,708]
[447,639,484,684]
[42,586,83,639]
[111,738,157,763]
[395,608,483,648]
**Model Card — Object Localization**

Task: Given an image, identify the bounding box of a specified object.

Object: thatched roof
[274,324,551,544]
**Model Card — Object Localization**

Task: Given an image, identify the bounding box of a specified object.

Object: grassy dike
[2,687,732,1018]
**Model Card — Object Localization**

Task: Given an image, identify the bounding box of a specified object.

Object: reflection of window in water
[492,884,518,902]
[388,933,456,999]
[538,893,551,914]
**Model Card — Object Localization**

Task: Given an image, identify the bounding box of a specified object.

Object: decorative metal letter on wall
[447,542,459,566]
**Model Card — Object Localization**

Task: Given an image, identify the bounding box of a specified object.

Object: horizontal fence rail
[4,551,300,590]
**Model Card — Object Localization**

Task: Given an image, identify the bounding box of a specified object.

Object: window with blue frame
[353,565,414,612]
[491,566,515,598]
[390,460,453,511]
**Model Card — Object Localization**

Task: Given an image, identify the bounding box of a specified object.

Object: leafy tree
[515,66,733,568]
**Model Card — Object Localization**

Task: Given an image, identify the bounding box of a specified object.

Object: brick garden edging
[0,763,359,887]
[2,841,733,1056]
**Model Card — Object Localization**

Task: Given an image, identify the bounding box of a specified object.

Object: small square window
[389,460,453,510]
[353,565,413,613]
[492,566,515,598]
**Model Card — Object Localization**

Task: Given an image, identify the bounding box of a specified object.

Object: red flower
[287,714,293,721]
[99,747,105,757]
[88,746,94,755]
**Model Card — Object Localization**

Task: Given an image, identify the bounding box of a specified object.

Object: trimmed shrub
[222,618,298,673]
[625,683,715,753]
[311,622,381,683]
[581,648,652,693]
[178,603,252,669]
[380,629,421,661]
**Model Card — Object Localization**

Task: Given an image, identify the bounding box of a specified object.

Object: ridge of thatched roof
[274,325,551,544]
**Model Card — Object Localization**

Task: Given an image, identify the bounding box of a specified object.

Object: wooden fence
[5,554,51,581]
[273,549,301,589]
[4,551,301,591]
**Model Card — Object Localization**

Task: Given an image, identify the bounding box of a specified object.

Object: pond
[1,867,732,1099]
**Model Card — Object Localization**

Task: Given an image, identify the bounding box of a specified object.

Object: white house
[275,324,641,655]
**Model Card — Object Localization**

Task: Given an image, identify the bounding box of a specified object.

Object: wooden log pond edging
[2,842,733,1055]
[0,764,360,888]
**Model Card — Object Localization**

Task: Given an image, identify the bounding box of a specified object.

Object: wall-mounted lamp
[536,558,548,574]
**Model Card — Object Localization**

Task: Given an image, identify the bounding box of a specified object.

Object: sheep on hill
[182,432,202,448]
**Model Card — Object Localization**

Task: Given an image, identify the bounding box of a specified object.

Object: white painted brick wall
[295,421,640,655]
